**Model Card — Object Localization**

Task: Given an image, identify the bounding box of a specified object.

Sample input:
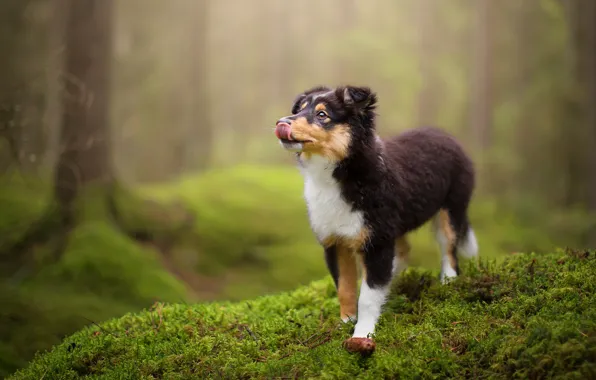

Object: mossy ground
[10,249,595,379]
[0,173,190,377]
[1,165,592,377]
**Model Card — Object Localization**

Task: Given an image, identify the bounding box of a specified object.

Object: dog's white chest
[300,156,365,241]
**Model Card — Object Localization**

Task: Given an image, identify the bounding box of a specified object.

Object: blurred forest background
[1,0,595,376]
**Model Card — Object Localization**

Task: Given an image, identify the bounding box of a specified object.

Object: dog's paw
[342,337,376,357]
[341,315,357,324]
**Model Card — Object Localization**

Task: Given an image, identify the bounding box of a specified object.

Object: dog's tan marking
[321,235,336,248]
[437,209,457,270]
[337,243,358,320]
[396,236,410,261]
[300,102,308,110]
[321,228,369,253]
[323,229,370,320]
[347,227,370,252]
[315,103,327,112]
[289,117,351,162]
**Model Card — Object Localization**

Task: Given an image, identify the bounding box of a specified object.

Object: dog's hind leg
[433,209,459,283]
[434,208,478,283]
[434,209,459,283]
[456,221,478,259]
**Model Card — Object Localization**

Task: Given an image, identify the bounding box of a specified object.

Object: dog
[273,85,478,355]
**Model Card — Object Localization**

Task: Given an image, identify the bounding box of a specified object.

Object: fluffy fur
[274,85,478,353]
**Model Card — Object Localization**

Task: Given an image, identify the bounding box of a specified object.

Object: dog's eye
[316,111,327,119]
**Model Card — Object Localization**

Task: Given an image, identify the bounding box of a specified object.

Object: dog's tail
[458,227,478,259]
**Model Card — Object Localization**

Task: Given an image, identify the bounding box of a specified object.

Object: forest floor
[0,165,592,377]
[9,248,596,379]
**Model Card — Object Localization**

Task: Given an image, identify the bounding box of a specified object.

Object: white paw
[342,315,357,324]
[440,273,457,284]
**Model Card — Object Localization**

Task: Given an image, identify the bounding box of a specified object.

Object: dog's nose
[276,118,292,126]
[275,119,293,140]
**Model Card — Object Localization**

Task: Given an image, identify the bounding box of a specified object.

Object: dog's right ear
[340,86,377,112]
[291,94,307,114]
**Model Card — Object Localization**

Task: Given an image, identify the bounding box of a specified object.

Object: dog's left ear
[340,86,377,112]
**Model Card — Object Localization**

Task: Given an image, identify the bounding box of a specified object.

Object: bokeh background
[1,0,595,376]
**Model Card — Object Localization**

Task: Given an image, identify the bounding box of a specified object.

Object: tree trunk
[468,0,493,151]
[416,0,440,127]
[573,2,596,212]
[0,0,31,172]
[186,0,211,172]
[42,0,68,172]
[1,0,196,290]
[565,0,596,245]
[0,0,115,276]
[55,0,114,209]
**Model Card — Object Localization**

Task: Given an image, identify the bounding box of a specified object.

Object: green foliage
[11,250,596,379]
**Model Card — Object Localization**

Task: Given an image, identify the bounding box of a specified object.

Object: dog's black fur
[279,85,476,287]
[275,85,477,352]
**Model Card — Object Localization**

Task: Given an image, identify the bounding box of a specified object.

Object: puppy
[274,85,478,355]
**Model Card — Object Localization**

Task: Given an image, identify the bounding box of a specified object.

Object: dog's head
[274,85,377,161]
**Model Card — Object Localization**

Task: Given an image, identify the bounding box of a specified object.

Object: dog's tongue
[275,123,292,140]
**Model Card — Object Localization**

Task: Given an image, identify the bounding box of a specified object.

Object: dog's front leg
[324,243,358,323]
[343,241,396,356]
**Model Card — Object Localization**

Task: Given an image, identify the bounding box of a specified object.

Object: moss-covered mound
[0,221,190,377]
[140,165,326,299]
[0,173,190,377]
[11,250,595,379]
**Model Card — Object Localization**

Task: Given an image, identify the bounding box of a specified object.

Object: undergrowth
[11,249,596,379]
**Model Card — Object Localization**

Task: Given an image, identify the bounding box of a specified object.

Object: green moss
[0,172,52,248]
[11,250,595,379]
[0,221,190,378]
[141,165,328,299]
[27,221,189,304]
[1,165,591,377]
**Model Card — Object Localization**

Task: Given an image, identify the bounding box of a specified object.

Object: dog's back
[382,126,475,223]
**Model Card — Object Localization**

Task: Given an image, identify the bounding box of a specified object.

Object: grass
[10,249,596,379]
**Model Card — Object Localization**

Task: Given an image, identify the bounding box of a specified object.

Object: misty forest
[1,0,595,378]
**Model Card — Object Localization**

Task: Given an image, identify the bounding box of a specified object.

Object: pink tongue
[275,124,292,140]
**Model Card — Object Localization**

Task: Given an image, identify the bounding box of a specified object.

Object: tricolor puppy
[274,85,478,355]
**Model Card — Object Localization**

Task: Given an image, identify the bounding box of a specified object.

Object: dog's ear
[291,94,307,114]
[339,86,377,112]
